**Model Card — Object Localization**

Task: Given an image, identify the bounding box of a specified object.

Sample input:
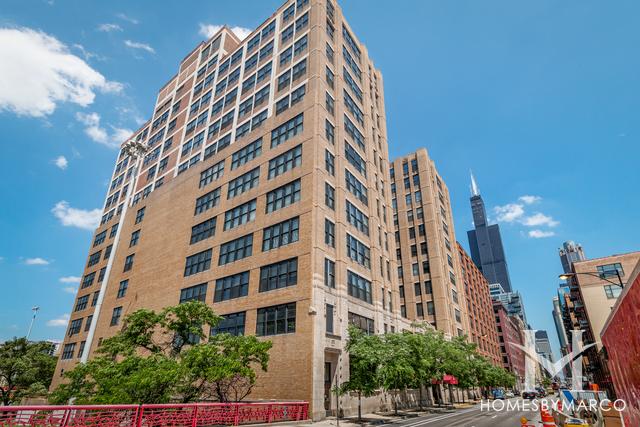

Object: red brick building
[493,301,525,389]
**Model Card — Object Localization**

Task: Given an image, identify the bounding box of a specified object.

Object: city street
[393,400,540,427]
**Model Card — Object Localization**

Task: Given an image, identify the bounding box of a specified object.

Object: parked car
[536,387,547,397]
[493,389,505,400]
[522,390,538,400]
[505,391,515,398]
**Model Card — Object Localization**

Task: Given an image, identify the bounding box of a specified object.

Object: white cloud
[117,13,139,25]
[528,230,556,239]
[97,23,122,33]
[25,257,50,265]
[519,195,541,205]
[62,286,77,294]
[0,27,122,117]
[72,44,106,62]
[198,24,252,40]
[521,212,559,228]
[75,111,132,148]
[124,40,155,54]
[53,155,68,170]
[51,201,101,230]
[59,276,81,284]
[494,203,525,223]
[47,314,70,327]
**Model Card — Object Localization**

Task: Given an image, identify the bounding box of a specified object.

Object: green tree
[50,301,272,404]
[338,326,383,421]
[0,338,57,405]
[378,333,415,414]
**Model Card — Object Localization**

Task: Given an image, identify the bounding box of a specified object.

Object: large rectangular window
[268,144,302,179]
[345,169,368,205]
[180,283,208,303]
[346,234,370,269]
[81,272,95,289]
[224,199,257,230]
[347,270,372,303]
[597,263,624,278]
[190,217,217,244]
[604,284,623,299]
[195,188,221,215]
[68,318,82,336]
[214,271,249,302]
[184,249,212,276]
[266,179,301,213]
[87,251,101,267]
[325,258,335,288]
[231,138,262,170]
[348,312,374,335]
[211,312,246,336]
[271,113,303,148]
[218,234,253,265]
[345,142,366,177]
[262,217,299,251]
[199,160,225,188]
[110,306,123,326]
[346,200,369,235]
[259,258,298,292]
[62,343,76,360]
[227,167,260,199]
[325,183,335,210]
[256,302,296,336]
[325,219,335,247]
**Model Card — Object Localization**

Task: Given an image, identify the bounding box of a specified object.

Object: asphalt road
[393,399,541,427]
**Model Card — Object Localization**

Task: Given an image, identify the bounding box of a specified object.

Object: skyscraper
[466,173,512,292]
[552,294,568,354]
[51,0,405,418]
[534,330,554,363]
[559,240,586,274]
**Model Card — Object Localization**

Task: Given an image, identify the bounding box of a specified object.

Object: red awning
[431,374,458,385]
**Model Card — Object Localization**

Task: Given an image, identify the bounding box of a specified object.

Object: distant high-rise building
[552,293,568,354]
[559,241,586,274]
[466,173,512,292]
[534,330,554,363]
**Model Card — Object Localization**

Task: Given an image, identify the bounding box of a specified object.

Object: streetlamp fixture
[559,271,624,289]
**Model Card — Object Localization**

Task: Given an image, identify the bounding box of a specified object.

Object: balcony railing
[0,402,309,427]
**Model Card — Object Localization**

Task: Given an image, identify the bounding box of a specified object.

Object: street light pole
[559,272,624,288]
[26,306,40,340]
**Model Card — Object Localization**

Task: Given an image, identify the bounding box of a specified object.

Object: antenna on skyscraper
[470,170,480,196]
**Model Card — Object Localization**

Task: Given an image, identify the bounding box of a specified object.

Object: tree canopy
[49,301,272,404]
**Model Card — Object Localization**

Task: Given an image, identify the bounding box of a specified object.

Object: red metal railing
[0,402,309,426]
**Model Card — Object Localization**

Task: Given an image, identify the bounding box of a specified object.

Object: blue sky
[1,0,639,357]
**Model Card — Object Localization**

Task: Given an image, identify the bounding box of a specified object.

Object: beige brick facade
[52,0,413,420]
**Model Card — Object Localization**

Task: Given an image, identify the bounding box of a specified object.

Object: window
[98,267,106,282]
[110,307,123,326]
[211,312,246,336]
[345,142,366,177]
[325,119,335,144]
[110,224,119,238]
[416,303,424,317]
[346,234,370,268]
[184,249,212,276]
[135,207,146,224]
[271,113,303,148]
[75,295,89,311]
[256,303,296,336]
[62,343,76,360]
[604,285,623,299]
[87,251,101,267]
[129,230,140,247]
[325,66,335,89]
[325,219,335,247]
[345,169,368,204]
[598,263,624,278]
[325,183,335,210]
[281,24,294,44]
[268,145,302,179]
[290,84,305,106]
[219,234,253,265]
[278,70,291,92]
[346,200,369,235]
[91,292,99,307]
[344,91,364,125]
[200,160,225,188]
[280,46,293,66]
[426,301,435,315]
[227,167,260,199]
[214,271,249,302]
[81,272,95,289]
[195,188,221,215]
[68,318,82,336]
[266,179,301,213]
[231,138,262,169]
[294,34,307,55]
[292,58,307,81]
[348,271,371,303]
[325,92,334,114]
[93,230,106,247]
[325,304,334,334]
[414,282,422,296]
[224,199,257,230]
[117,280,128,298]
[259,258,298,292]
[85,315,93,332]
[295,12,309,31]
[325,258,335,288]
[262,217,299,251]
[343,68,362,102]
[325,150,335,175]
[276,96,289,115]
[348,312,374,334]
[123,254,135,272]
[191,217,217,244]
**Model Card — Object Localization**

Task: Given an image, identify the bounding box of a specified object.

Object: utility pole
[26,306,40,340]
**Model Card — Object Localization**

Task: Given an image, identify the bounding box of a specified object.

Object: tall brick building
[457,243,502,366]
[52,0,406,419]
[389,149,470,338]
